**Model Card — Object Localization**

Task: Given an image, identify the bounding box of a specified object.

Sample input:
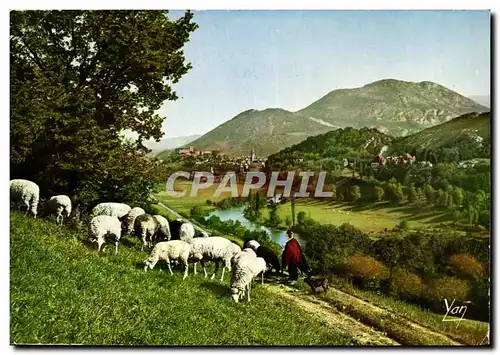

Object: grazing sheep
[231,247,257,266]
[122,207,145,234]
[10,179,40,217]
[255,246,281,273]
[244,240,261,250]
[46,195,72,226]
[91,202,131,219]
[89,215,122,255]
[134,214,159,251]
[169,220,195,243]
[153,215,171,242]
[230,255,267,303]
[144,240,191,280]
[188,236,235,281]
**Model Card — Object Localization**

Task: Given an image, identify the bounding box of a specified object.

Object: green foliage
[385,182,404,203]
[395,220,410,231]
[349,185,361,202]
[267,205,282,228]
[297,211,307,225]
[10,10,197,208]
[373,186,385,202]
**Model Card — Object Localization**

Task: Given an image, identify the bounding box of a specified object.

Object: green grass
[262,200,452,233]
[325,276,489,345]
[10,212,356,345]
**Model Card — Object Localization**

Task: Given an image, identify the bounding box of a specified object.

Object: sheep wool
[144,240,191,280]
[10,179,40,218]
[188,236,235,281]
[230,255,267,303]
[179,222,195,243]
[256,245,281,273]
[89,215,122,255]
[123,207,146,234]
[153,215,171,242]
[134,214,159,251]
[231,247,257,266]
[46,195,72,226]
[91,202,131,219]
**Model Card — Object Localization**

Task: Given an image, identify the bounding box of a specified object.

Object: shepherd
[281,229,309,285]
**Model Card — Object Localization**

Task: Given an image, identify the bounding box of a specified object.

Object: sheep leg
[167,262,174,275]
[114,241,119,255]
[262,272,264,285]
[220,266,227,282]
[248,282,251,302]
[183,262,188,280]
[193,262,197,275]
[201,262,208,279]
[211,261,219,280]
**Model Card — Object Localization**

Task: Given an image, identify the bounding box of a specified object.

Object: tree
[268,205,282,227]
[297,211,307,225]
[452,187,465,207]
[10,10,198,206]
[406,185,418,203]
[373,186,384,202]
[424,184,436,205]
[350,185,361,202]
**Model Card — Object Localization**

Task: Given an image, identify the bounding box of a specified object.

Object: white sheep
[144,240,191,280]
[231,247,256,266]
[188,236,235,281]
[230,255,267,303]
[46,195,72,226]
[179,222,195,243]
[153,215,171,242]
[123,207,145,234]
[10,179,40,217]
[91,202,131,218]
[89,215,122,255]
[134,214,159,251]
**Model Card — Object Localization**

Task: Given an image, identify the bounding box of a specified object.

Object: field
[156,181,453,233]
[9,212,355,345]
[264,199,453,233]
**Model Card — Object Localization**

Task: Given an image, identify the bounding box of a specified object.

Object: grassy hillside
[187,79,488,156]
[389,112,490,154]
[10,212,355,345]
[266,127,393,170]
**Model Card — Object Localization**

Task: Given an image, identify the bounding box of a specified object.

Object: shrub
[424,277,470,303]
[449,253,485,279]
[346,253,388,279]
[395,220,410,231]
[391,268,424,299]
[297,211,307,225]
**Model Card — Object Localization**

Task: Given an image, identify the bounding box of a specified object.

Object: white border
[2,1,497,354]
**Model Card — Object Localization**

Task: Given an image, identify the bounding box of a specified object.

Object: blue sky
[155,10,490,139]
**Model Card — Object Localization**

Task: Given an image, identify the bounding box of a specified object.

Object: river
[207,205,305,246]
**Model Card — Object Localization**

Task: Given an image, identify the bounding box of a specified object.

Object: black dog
[255,245,281,273]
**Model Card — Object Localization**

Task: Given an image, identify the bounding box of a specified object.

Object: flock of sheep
[10,178,283,303]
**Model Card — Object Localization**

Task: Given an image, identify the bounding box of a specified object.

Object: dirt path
[324,287,463,345]
[264,284,399,346]
[264,282,462,346]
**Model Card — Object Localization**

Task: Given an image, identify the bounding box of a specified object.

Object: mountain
[468,95,490,108]
[146,134,201,156]
[298,79,488,136]
[388,111,490,160]
[186,108,333,157]
[188,79,489,156]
